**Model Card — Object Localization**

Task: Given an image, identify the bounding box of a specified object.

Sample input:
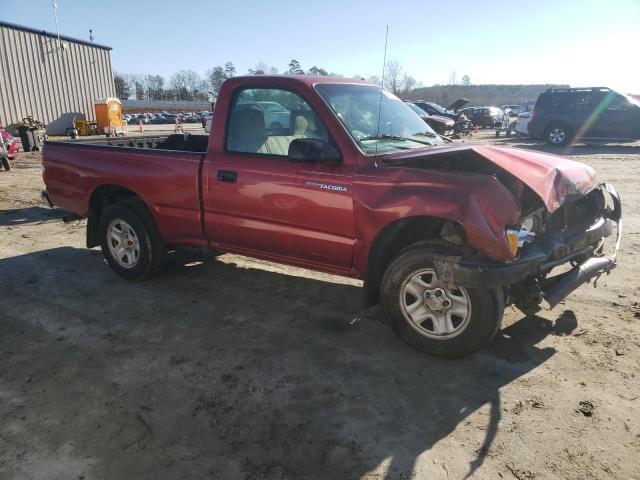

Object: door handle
[217,170,237,183]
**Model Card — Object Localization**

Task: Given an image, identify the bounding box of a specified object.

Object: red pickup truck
[42,76,622,358]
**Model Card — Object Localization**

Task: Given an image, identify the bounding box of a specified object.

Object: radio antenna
[373,26,389,165]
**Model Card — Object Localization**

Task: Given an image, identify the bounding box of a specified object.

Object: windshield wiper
[412,131,439,138]
[359,134,433,146]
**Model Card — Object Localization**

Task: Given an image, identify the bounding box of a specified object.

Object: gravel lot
[1,131,638,480]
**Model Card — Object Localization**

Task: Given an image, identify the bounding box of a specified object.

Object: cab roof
[226,75,371,87]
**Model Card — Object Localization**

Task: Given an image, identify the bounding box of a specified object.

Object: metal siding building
[0,21,115,135]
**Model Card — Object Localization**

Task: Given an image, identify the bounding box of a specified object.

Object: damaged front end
[434,182,622,312]
[381,144,622,312]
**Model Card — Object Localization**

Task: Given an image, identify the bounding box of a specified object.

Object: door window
[606,93,632,111]
[226,88,330,157]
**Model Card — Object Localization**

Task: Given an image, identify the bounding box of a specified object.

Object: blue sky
[2,0,639,93]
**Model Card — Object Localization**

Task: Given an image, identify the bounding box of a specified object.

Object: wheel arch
[86,184,154,248]
[362,215,467,307]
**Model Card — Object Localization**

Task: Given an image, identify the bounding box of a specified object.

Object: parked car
[150,115,166,124]
[0,125,20,170]
[528,87,640,145]
[405,101,455,135]
[163,114,178,124]
[458,107,478,119]
[42,75,622,358]
[468,107,503,128]
[413,99,469,121]
[515,100,536,136]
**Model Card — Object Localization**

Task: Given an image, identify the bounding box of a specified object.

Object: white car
[515,101,536,136]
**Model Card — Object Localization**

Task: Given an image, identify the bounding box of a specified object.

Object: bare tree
[127,74,147,100]
[224,62,236,78]
[448,69,457,85]
[367,74,382,86]
[462,74,471,86]
[145,75,165,100]
[384,59,402,95]
[400,73,417,98]
[169,70,205,101]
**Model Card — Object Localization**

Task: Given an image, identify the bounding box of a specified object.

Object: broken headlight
[505,211,542,257]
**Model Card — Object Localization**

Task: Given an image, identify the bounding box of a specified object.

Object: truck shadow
[0,206,67,226]
[0,247,573,479]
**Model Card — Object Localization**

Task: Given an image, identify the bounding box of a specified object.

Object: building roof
[0,20,112,50]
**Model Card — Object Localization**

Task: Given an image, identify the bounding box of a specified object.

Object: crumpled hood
[383,145,598,212]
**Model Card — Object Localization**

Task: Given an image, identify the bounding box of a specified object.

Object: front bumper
[433,183,622,292]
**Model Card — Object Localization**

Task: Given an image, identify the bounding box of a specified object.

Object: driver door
[202,87,356,273]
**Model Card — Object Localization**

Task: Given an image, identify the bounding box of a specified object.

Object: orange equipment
[95,98,126,136]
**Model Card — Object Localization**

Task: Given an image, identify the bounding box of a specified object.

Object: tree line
[408,83,570,108]
[114,58,423,101]
[114,59,568,107]
[114,59,337,101]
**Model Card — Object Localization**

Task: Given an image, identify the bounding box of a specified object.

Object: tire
[506,129,512,138]
[98,201,166,280]
[546,123,571,146]
[380,244,504,358]
[495,130,500,138]
[1,157,10,171]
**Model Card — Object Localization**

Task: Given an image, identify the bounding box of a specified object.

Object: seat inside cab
[227,106,328,157]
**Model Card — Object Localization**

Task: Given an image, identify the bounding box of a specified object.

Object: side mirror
[288,138,341,164]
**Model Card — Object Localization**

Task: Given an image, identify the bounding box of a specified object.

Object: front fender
[352,166,521,278]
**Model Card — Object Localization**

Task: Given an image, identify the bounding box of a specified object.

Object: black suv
[528,87,640,145]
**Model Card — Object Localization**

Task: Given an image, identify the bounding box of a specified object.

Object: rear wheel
[99,202,166,280]
[546,123,571,146]
[381,245,504,358]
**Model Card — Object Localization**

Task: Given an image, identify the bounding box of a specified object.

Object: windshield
[422,102,447,115]
[622,93,640,108]
[406,102,428,116]
[316,84,443,155]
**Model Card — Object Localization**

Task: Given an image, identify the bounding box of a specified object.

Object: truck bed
[43,134,207,247]
[51,133,209,153]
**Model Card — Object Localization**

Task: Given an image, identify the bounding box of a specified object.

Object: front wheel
[546,123,571,146]
[381,246,504,358]
[99,202,166,280]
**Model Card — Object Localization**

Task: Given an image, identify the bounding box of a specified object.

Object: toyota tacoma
[42,76,622,357]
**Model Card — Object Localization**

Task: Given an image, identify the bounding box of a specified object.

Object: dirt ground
[1,131,639,480]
